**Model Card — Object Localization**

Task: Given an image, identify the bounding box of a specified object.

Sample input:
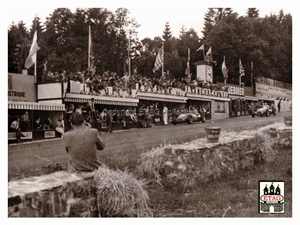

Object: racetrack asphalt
[8,111,291,174]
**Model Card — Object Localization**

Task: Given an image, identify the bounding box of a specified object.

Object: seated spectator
[10,117,24,141]
[62,112,105,172]
[55,116,65,136]
[43,117,53,130]
[47,71,55,82]
[33,117,43,130]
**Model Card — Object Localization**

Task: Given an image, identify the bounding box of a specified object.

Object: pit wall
[8,124,291,217]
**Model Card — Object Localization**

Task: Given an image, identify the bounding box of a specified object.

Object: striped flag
[239,58,245,76]
[153,47,163,72]
[25,31,40,69]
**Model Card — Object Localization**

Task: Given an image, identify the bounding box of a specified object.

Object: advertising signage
[8,73,35,102]
[255,83,292,101]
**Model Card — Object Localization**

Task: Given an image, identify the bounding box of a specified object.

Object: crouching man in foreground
[63,112,105,172]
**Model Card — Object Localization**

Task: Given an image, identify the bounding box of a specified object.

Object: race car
[172,109,206,125]
[253,104,276,117]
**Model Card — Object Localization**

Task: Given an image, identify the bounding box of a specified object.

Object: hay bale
[93,165,152,217]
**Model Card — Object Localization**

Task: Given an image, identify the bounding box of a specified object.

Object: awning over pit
[65,93,139,107]
[229,95,245,100]
[244,96,260,101]
[8,101,65,111]
[187,94,230,102]
[137,92,187,103]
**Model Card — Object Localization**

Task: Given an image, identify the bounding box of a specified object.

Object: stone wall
[138,124,292,188]
[8,171,99,217]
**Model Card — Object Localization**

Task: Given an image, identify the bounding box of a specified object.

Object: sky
[6,1,293,40]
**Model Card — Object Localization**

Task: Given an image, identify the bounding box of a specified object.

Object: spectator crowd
[42,68,228,97]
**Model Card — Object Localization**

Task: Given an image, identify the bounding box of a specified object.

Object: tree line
[8,8,292,86]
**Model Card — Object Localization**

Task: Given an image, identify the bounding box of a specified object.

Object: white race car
[254,104,276,117]
[172,109,206,125]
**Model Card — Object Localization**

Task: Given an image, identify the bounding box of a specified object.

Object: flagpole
[34,17,37,83]
[187,48,190,75]
[251,61,253,87]
[239,58,243,86]
[162,40,164,76]
[88,24,91,69]
[128,34,131,77]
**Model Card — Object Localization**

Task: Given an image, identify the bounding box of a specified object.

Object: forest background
[7,8,292,86]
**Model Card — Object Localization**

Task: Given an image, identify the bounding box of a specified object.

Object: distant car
[253,104,276,117]
[172,109,206,125]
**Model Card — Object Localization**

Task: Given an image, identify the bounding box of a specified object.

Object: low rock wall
[8,171,98,217]
[138,124,292,188]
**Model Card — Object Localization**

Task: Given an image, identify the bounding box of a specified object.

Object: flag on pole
[222,56,228,80]
[129,41,137,59]
[206,46,212,55]
[239,58,245,76]
[196,44,204,52]
[25,31,40,69]
[153,47,163,72]
[128,40,142,59]
[197,44,205,60]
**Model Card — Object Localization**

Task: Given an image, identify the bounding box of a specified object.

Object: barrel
[283,116,292,126]
[205,127,221,143]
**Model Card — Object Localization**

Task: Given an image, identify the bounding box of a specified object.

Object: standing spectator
[125,108,130,129]
[107,109,113,133]
[85,76,94,93]
[99,108,108,132]
[20,111,30,131]
[277,99,281,112]
[62,113,105,172]
[87,98,97,128]
[163,105,168,125]
[42,61,48,83]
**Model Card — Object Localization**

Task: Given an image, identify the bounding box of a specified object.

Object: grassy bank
[146,144,292,217]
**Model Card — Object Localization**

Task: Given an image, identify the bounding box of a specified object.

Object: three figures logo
[259,180,284,214]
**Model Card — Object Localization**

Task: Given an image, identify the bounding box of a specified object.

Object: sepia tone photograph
[6,0,296,223]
